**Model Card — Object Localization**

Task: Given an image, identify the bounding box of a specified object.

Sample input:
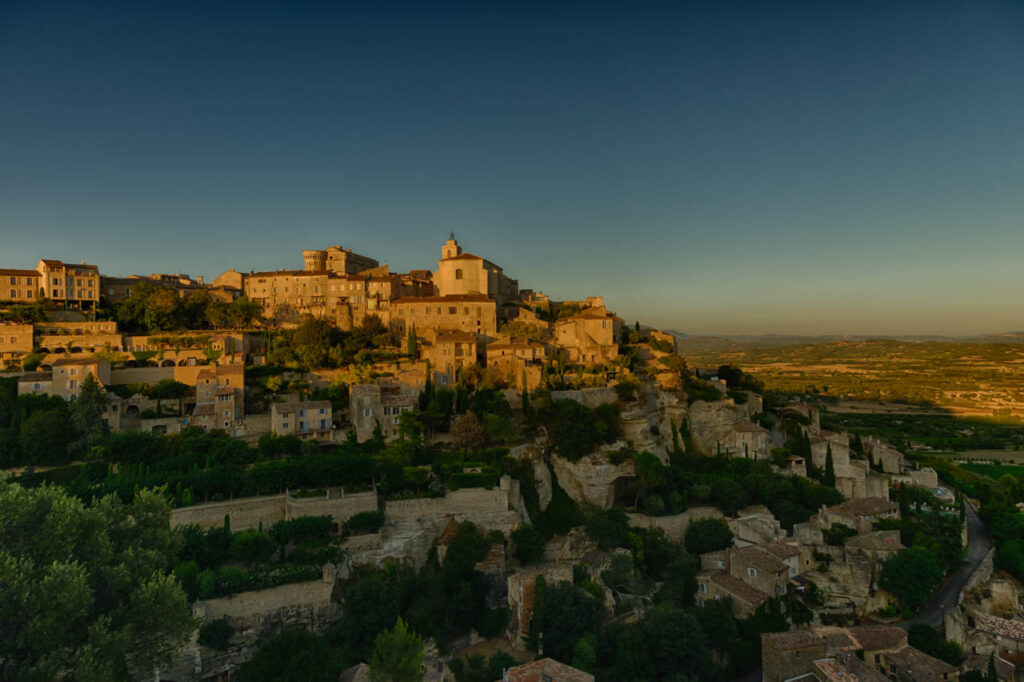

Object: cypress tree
[824,444,836,487]
[405,325,417,359]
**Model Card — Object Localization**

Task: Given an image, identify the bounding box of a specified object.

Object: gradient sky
[1,1,1023,336]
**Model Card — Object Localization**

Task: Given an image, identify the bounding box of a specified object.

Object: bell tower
[441,232,462,260]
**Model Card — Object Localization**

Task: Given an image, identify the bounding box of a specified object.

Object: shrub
[343,511,385,536]
[511,524,546,564]
[198,618,235,650]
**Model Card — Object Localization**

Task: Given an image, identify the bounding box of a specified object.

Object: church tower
[441,232,462,260]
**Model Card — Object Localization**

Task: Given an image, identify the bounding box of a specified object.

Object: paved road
[903,501,990,630]
[733,502,991,682]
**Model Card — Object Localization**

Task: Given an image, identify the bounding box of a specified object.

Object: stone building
[36,259,101,310]
[816,497,900,534]
[553,306,621,364]
[271,400,333,440]
[762,625,951,682]
[301,245,379,274]
[732,420,771,459]
[697,569,770,618]
[432,235,518,311]
[18,356,111,400]
[348,383,416,442]
[420,329,478,386]
[1,268,42,303]
[505,563,574,646]
[485,337,547,390]
[391,294,497,338]
[0,323,33,365]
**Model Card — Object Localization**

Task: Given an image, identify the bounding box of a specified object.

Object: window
[8,277,14,285]
[9,290,14,298]
[748,568,758,577]
[27,290,33,298]
[455,269,463,280]
[716,560,724,568]
[699,583,708,594]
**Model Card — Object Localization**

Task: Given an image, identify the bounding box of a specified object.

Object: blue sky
[1,1,1022,335]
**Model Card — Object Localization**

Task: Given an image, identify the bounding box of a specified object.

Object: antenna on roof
[449,231,455,240]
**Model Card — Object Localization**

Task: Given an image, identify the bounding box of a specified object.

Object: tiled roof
[734,545,788,573]
[272,400,331,412]
[51,357,101,366]
[733,420,769,433]
[704,570,770,606]
[831,497,898,517]
[762,630,825,652]
[762,541,801,559]
[503,658,594,682]
[884,645,958,676]
[845,625,906,652]
[845,531,903,552]
[972,611,1024,640]
[0,268,40,276]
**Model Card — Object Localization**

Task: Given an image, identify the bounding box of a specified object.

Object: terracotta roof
[442,252,485,261]
[884,645,958,676]
[350,384,381,396]
[192,404,216,416]
[434,329,478,343]
[762,542,801,559]
[0,269,40,277]
[393,294,493,304]
[972,611,1024,640]
[845,625,906,652]
[214,386,234,396]
[488,337,545,350]
[762,630,826,652]
[502,658,594,682]
[845,531,903,552]
[831,498,899,517]
[51,356,102,366]
[733,420,769,433]
[703,571,770,606]
[734,545,788,573]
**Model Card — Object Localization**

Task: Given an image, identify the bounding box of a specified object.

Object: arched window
[455,269,463,280]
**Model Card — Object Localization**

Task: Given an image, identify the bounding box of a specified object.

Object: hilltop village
[1,238,1021,682]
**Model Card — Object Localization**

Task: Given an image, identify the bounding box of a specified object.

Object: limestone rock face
[620,386,687,463]
[533,460,553,511]
[544,527,598,562]
[551,445,636,508]
[687,399,748,456]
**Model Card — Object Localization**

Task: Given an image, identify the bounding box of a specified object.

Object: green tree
[406,326,417,359]
[823,444,836,488]
[370,617,424,682]
[69,372,110,452]
[511,524,546,564]
[634,451,665,510]
[880,547,943,611]
[0,481,196,679]
[293,315,334,369]
[684,518,734,555]
[18,409,74,465]
[235,628,343,682]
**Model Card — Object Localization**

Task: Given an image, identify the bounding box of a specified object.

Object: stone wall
[550,386,618,408]
[687,399,747,456]
[626,507,725,543]
[170,490,378,531]
[166,569,339,682]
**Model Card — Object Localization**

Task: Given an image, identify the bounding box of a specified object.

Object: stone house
[696,570,770,618]
[421,328,478,386]
[19,356,111,400]
[391,294,498,339]
[1,268,42,303]
[505,563,574,646]
[553,307,621,364]
[732,420,771,459]
[36,259,101,310]
[271,400,333,440]
[817,497,900,534]
[485,337,547,390]
[0,322,33,365]
[348,383,416,442]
